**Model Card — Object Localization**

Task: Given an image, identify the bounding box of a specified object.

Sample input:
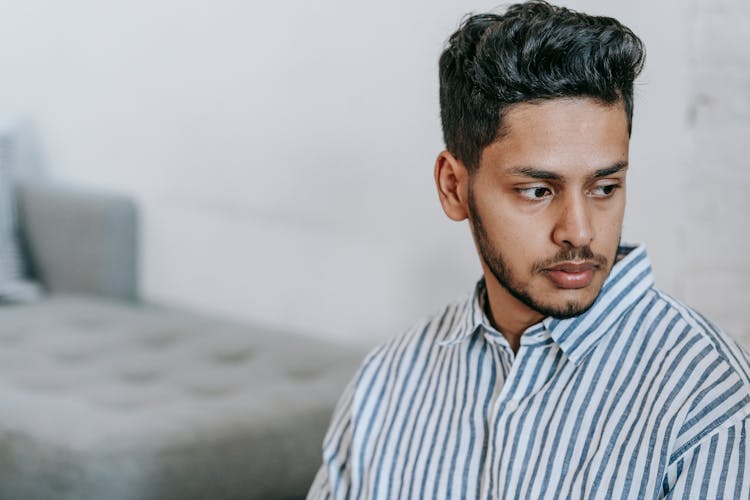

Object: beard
[467,184,615,320]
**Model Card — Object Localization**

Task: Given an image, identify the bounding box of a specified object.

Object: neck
[482,274,544,354]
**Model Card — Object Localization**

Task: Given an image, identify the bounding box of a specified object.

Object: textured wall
[0,1,746,347]
[682,0,750,345]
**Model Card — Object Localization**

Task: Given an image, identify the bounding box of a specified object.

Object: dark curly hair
[439,1,645,170]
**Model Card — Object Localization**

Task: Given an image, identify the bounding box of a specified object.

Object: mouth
[541,261,599,289]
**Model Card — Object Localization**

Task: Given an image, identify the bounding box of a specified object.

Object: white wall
[682,0,750,344]
[0,0,746,347]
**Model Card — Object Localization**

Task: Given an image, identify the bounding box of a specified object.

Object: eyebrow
[593,161,629,178]
[508,161,629,181]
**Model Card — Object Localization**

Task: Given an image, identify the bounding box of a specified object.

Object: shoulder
[349,295,471,400]
[614,285,750,394]
[649,287,750,389]
[645,288,750,461]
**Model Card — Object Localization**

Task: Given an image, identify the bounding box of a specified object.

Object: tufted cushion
[0,296,362,500]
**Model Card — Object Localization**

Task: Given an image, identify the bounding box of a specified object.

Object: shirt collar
[437,243,655,365]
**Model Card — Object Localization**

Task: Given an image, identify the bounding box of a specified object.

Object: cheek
[592,201,625,245]
[473,185,557,249]
[486,208,553,254]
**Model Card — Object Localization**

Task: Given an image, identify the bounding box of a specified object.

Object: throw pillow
[0,124,40,303]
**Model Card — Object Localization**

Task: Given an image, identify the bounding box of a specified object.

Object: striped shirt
[308,244,750,499]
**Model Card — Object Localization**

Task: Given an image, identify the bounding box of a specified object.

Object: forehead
[480,97,630,175]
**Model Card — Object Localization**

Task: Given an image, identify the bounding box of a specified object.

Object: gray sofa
[0,181,361,500]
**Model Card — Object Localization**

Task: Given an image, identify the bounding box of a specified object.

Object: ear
[434,150,470,221]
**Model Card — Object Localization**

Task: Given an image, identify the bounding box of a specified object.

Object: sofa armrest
[16,181,139,302]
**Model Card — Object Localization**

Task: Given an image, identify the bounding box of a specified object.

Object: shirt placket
[479,331,515,499]
[481,332,558,499]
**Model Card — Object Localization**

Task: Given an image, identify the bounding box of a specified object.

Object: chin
[548,301,596,319]
[531,285,603,319]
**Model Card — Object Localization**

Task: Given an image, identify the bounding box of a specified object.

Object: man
[309,1,750,498]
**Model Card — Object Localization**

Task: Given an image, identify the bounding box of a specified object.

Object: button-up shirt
[308,245,750,499]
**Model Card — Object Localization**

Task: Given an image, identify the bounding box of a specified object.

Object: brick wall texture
[682,0,750,347]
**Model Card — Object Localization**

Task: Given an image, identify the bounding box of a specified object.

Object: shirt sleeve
[665,417,749,499]
[306,466,333,500]
[306,375,358,500]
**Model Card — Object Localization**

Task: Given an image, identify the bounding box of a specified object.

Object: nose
[552,192,594,248]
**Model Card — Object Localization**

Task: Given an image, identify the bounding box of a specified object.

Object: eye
[590,183,621,197]
[517,186,553,200]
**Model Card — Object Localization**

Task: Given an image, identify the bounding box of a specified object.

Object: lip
[542,261,598,289]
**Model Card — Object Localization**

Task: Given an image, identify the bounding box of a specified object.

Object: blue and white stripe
[308,244,750,499]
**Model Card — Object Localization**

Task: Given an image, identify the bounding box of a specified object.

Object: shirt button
[506,399,519,412]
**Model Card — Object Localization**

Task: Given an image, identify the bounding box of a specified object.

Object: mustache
[532,246,609,273]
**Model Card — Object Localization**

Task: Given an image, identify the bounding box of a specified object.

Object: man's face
[468,97,629,320]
